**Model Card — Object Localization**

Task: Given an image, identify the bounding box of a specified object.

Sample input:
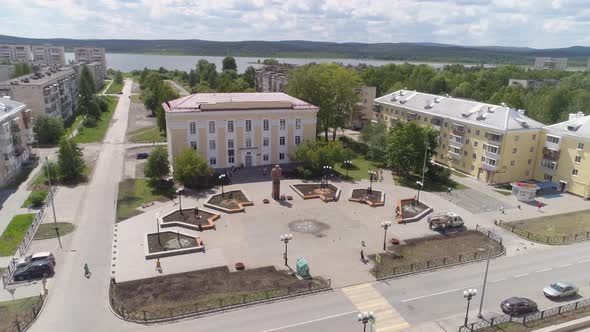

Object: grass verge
[494,190,512,196]
[100,80,112,94]
[34,222,76,240]
[501,209,590,244]
[21,189,48,208]
[74,96,118,144]
[64,114,85,139]
[128,127,166,143]
[0,296,42,330]
[394,173,469,192]
[478,307,590,332]
[0,214,36,256]
[116,178,173,222]
[333,156,383,180]
[105,81,124,94]
[130,94,142,103]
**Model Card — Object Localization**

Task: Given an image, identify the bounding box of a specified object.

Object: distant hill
[1,35,589,66]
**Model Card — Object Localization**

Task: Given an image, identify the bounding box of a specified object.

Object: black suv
[501,297,538,315]
[13,261,55,281]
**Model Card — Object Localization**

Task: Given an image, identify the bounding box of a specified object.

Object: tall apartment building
[374,90,545,184]
[0,45,32,64]
[74,47,107,68]
[349,86,377,129]
[508,79,559,89]
[0,67,78,122]
[71,62,105,91]
[534,112,590,198]
[0,65,13,82]
[164,93,318,169]
[0,98,34,187]
[534,57,568,70]
[32,46,66,66]
[255,64,295,93]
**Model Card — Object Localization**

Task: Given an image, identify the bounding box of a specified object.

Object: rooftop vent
[501,102,507,107]
[567,124,582,132]
[424,99,433,109]
[517,109,526,115]
[399,99,407,104]
[476,110,486,120]
[487,106,494,113]
[390,96,398,102]
[434,97,441,103]
[400,90,406,96]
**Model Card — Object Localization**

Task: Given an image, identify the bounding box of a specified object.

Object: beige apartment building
[164,93,318,169]
[71,62,105,90]
[0,66,78,122]
[0,45,32,64]
[74,47,107,68]
[349,86,376,129]
[32,46,66,66]
[0,98,34,187]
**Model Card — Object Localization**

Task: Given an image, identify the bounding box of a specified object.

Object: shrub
[29,191,48,207]
[33,116,65,145]
[82,116,98,128]
[173,149,213,189]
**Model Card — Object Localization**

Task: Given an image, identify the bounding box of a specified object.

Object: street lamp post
[417,141,429,202]
[155,212,161,244]
[368,170,376,192]
[463,288,478,327]
[357,311,375,332]
[45,157,62,249]
[416,181,424,203]
[280,233,293,267]
[477,227,495,318]
[380,221,392,251]
[176,187,184,215]
[323,165,332,189]
[344,160,352,179]
[218,174,226,197]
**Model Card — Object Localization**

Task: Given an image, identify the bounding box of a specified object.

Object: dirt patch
[147,232,199,253]
[351,188,383,203]
[401,199,429,219]
[207,190,250,209]
[293,184,338,200]
[162,209,216,226]
[112,266,324,312]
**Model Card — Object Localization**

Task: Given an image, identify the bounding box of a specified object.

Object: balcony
[542,147,560,161]
[544,140,561,152]
[539,159,558,174]
[451,123,465,136]
[485,132,503,144]
[447,148,461,160]
[482,162,497,172]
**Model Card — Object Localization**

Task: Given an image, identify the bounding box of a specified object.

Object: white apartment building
[74,47,107,69]
[534,57,568,70]
[0,98,34,187]
[32,46,66,66]
[0,45,32,64]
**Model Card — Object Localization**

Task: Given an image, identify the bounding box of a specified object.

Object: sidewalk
[0,163,43,236]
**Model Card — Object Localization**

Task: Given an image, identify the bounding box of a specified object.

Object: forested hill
[1,35,590,66]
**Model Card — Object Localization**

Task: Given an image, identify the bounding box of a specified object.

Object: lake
[65,53,495,73]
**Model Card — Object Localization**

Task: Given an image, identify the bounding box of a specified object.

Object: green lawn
[116,179,173,222]
[105,81,124,94]
[21,189,48,208]
[130,94,142,103]
[74,96,118,144]
[477,307,590,332]
[394,173,469,192]
[0,296,42,331]
[503,209,590,243]
[64,114,85,139]
[451,169,468,178]
[128,127,167,143]
[0,214,36,256]
[493,190,512,196]
[100,80,112,94]
[333,157,383,180]
[34,222,76,240]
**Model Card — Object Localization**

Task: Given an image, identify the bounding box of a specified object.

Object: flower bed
[204,190,253,213]
[145,231,203,259]
[349,188,385,207]
[160,208,220,231]
[290,184,341,202]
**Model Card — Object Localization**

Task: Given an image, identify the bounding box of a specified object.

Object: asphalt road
[27,79,590,332]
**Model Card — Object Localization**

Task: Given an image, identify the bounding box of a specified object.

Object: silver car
[543,282,578,299]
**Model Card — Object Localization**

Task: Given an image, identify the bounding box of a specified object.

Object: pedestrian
[447,187,452,195]
[538,202,543,212]
[500,205,505,214]
[361,240,366,247]
[198,221,203,232]
[84,263,90,277]
[156,258,162,272]
[263,168,267,177]
[360,249,365,263]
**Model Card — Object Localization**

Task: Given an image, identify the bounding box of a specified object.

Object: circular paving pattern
[288,219,330,236]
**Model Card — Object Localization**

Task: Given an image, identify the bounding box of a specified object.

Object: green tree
[173,149,213,189]
[196,60,218,88]
[11,63,32,78]
[57,138,86,183]
[359,122,388,162]
[188,69,199,88]
[144,146,170,183]
[291,140,348,176]
[222,56,237,72]
[114,71,123,84]
[77,65,99,119]
[33,116,64,145]
[96,96,109,113]
[386,122,438,176]
[243,66,256,88]
[262,59,279,65]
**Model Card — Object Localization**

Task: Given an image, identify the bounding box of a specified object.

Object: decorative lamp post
[368,170,377,192]
[344,160,352,179]
[176,187,184,214]
[280,234,293,267]
[416,181,424,203]
[323,165,332,189]
[155,212,161,243]
[357,311,375,332]
[417,141,429,202]
[463,288,478,327]
[219,174,226,197]
[380,221,392,251]
[45,157,62,249]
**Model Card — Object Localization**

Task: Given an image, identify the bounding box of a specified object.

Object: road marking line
[401,288,460,302]
[377,322,412,332]
[513,273,529,278]
[578,259,590,263]
[261,311,357,332]
[343,283,411,330]
[491,278,506,283]
[559,263,573,268]
[535,268,553,273]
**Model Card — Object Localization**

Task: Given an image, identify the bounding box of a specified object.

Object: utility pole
[45,157,62,249]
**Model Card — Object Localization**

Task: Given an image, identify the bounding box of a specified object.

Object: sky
[1,0,590,48]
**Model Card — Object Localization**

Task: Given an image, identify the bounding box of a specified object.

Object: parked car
[13,261,55,281]
[543,282,578,299]
[501,297,538,315]
[427,212,464,231]
[136,152,149,159]
[16,252,56,268]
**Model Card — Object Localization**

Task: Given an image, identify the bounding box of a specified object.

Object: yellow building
[373,90,545,184]
[534,112,590,198]
[163,92,318,169]
[0,98,34,187]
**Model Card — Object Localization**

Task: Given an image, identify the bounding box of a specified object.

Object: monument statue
[271,164,282,199]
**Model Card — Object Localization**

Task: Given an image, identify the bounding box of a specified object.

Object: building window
[525,170,530,176]
[473,141,478,148]
[209,140,216,150]
[189,121,196,135]
[465,138,470,145]
[245,120,252,132]
[472,153,476,160]
[475,130,480,136]
[209,157,216,165]
[263,137,269,147]
[227,121,234,133]
[532,134,537,140]
[208,121,215,134]
[546,135,560,144]
[578,142,585,150]
[528,159,532,165]
[470,165,475,171]
[544,173,553,181]
[295,118,301,129]
[462,161,466,168]
[279,136,285,146]
[572,169,579,176]
[444,122,448,127]
[246,137,252,148]
[279,153,285,160]
[514,135,519,142]
[227,139,234,149]
[463,151,468,156]
[424,117,428,122]
[228,150,235,164]
[263,154,269,161]
[443,133,447,138]
[295,136,301,145]
[280,119,286,130]
[263,119,269,131]
[529,146,534,153]
[512,148,517,154]
[442,144,446,149]
[482,143,499,154]
[510,160,515,166]
[190,141,197,150]
[575,155,582,163]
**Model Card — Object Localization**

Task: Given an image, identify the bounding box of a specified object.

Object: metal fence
[375,225,504,280]
[0,294,45,332]
[110,278,332,322]
[496,220,590,245]
[459,297,590,332]
[1,186,56,288]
